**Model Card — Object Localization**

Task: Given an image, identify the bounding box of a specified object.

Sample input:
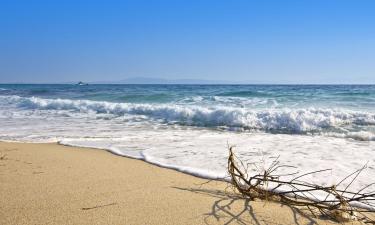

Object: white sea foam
[324,131,375,141]
[1,94,375,200]
[57,131,375,197]
[2,95,375,135]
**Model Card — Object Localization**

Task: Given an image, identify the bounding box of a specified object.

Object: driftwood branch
[227,146,375,223]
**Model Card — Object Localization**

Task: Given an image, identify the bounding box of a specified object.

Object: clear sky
[1,0,374,84]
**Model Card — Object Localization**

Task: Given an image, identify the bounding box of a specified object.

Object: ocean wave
[324,131,375,141]
[115,93,173,103]
[2,95,375,135]
[28,89,51,95]
[216,90,271,97]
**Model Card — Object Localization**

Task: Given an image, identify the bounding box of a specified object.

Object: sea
[1,84,374,194]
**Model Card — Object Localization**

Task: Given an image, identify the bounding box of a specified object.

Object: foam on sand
[1,94,375,201]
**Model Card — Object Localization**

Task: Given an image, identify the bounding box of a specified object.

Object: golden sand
[0,142,346,224]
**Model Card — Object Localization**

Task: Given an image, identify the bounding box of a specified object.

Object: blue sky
[1,0,374,83]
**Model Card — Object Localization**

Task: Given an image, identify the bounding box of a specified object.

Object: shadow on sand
[173,186,329,225]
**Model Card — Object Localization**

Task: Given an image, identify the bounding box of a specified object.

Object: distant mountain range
[4,76,373,85]
[92,77,246,84]
[90,76,375,85]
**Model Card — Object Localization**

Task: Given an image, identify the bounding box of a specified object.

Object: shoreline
[0,141,351,224]
[58,140,228,181]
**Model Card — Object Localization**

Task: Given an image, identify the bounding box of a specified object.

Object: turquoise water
[1,84,375,137]
[1,84,375,109]
[0,84,375,192]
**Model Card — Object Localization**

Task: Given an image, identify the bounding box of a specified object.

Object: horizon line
[1,82,375,85]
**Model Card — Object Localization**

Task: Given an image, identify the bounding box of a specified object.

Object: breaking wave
[2,95,375,136]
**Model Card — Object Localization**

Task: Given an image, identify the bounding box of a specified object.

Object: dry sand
[0,142,354,224]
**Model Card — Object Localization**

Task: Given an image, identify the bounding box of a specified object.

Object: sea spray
[1,95,374,135]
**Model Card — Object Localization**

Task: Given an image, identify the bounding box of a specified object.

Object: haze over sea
[1,84,374,194]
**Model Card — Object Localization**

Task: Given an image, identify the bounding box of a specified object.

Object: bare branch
[227,146,375,223]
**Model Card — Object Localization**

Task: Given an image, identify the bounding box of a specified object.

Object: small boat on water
[76,81,88,86]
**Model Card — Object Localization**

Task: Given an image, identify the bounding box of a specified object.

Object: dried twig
[227,146,375,223]
[81,202,117,210]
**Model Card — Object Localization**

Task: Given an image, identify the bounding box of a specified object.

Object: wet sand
[0,142,345,224]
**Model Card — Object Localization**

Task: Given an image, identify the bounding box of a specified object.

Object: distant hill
[93,77,243,84]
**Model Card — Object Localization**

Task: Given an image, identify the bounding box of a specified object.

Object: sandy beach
[0,141,356,225]
[2,0,375,223]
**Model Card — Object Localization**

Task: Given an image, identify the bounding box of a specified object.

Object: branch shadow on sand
[173,186,324,225]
